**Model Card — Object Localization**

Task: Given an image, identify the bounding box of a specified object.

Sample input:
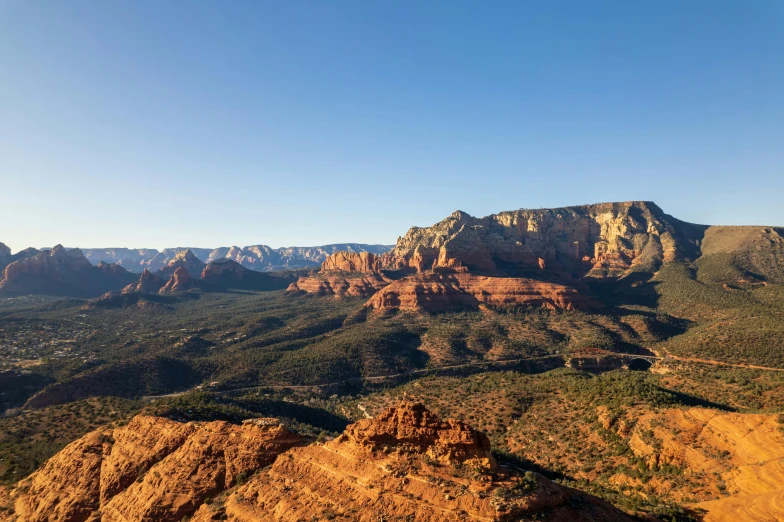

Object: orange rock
[10,415,300,522]
[190,402,634,522]
[366,272,597,312]
[320,251,382,273]
[287,271,389,298]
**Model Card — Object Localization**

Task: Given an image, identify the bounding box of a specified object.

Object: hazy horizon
[2,2,782,253]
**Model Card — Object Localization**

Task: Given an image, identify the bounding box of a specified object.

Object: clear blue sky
[1,1,782,252]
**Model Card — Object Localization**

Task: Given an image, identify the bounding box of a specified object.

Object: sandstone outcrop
[9,415,300,522]
[159,267,193,294]
[122,269,164,294]
[190,401,633,522]
[367,271,598,311]
[622,407,784,522]
[287,271,390,298]
[0,246,135,298]
[320,251,383,273]
[286,251,392,297]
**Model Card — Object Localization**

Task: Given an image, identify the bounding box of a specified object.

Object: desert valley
[0,201,783,521]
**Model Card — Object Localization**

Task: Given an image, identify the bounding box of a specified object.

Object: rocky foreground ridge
[3,402,633,522]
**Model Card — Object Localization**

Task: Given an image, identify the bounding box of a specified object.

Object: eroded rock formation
[9,415,300,522]
[156,250,206,280]
[122,269,164,294]
[159,267,193,294]
[320,251,383,273]
[188,401,632,521]
[389,202,704,277]
[367,271,599,311]
[289,202,705,311]
[287,252,392,298]
[624,408,784,522]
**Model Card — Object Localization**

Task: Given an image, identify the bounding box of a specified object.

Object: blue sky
[1,1,782,252]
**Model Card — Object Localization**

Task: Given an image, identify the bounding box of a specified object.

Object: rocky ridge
[0,246,136,298]
[81,244,394,273]
[389,201,704,278]
[191,401,633,522]
[289,201,784,312]
[366,271,599,311]
[4,402,635,522]
[8,415,300,522]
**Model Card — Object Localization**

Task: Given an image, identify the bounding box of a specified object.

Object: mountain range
[79,243,393,272]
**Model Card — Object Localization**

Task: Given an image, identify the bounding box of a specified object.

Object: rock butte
[122,269,163,294]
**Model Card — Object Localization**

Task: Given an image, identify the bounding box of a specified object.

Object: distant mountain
[0,245,136,298]
[80,244,393,272]
[156,249,207,280]
[199,259,292,291]
[0,243,40,272]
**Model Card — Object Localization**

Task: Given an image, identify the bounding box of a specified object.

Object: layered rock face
[9,415,300,522]
[367,271,598,311]
[289,202,712,312]
[190,401,633,522]
[390,202,703,278]
[287,272,389,297]
[320,251,383,272]
[621,408,784,522]
[159,267,193,294]
[287,252,391,298]
[0,246,135,298]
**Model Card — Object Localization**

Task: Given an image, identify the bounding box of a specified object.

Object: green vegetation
[0,396,139,485]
